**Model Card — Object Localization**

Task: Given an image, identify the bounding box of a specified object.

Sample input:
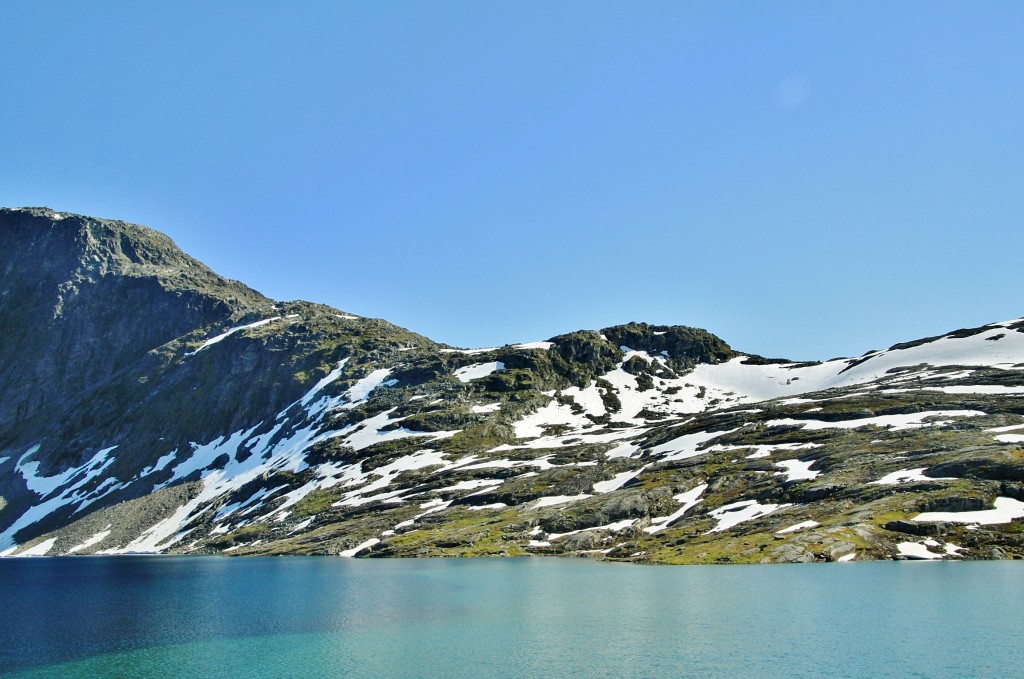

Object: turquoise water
[1,557,1021,678]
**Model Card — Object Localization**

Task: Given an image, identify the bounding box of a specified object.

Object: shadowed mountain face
[2,207,1023,564]
[0,209,267,430]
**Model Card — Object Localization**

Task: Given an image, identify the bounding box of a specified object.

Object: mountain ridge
[2,208,1023,564]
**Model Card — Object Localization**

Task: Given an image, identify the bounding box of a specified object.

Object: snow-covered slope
[690,319,1024,402]
[1,208,1023,564]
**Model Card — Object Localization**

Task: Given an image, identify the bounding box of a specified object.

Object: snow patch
[898,541,942,560]
[988,423,1024,433]
[765,410,986,432]
[649,428,736,462]
[67,527,112,554]
[1,446,119,551]
[512,399,595,440]
[869,468,956,485]
[549,518,637,541]
[339,538,380,557]
[140,450,177,478]
[707,499,792,533]
[437,479,503,493]
[914,497,1024,525]
[454,362,504,383]
[340,368,396,409]
[704,442,822,460]
[16,537,58,557]
[331,410,459,452]
[189,317,281,355]
[902,385,1024,395]
[330,449,451,506]
[513,341,554,350]
[774,459,821,482]
[301,359,349,406]
[645,483,707,534]
[533,494,592,508]
[604,442,639,459]
[288,517,315,534]
[776,520,819,534]
[593,467,648,493]
[17,445,117,497]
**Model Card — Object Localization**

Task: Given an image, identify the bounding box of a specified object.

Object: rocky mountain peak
[601,322,736,369]
[0,208,272,433]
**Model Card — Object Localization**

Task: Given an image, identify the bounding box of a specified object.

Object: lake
[1,556,1021,678]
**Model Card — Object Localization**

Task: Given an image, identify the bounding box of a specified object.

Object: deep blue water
[1,556,1021,678]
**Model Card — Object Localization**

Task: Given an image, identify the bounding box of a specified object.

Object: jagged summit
[0,209,287,442]
[1,209,1023,563]
[1,207,265,294]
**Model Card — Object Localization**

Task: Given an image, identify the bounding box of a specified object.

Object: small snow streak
[189,317,281,355]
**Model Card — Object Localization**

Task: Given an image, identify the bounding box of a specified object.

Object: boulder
[559,531,604,551]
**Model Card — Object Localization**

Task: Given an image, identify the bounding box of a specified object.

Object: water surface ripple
[1,557,1020,678]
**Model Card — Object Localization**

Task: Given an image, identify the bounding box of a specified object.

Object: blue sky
[2,2,1022,360]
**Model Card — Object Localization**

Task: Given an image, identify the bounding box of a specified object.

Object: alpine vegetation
[2,208,1023,564]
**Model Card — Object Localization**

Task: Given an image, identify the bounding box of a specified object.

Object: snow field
[687,321,1024,405]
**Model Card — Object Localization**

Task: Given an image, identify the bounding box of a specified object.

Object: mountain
[2,207,1023,563]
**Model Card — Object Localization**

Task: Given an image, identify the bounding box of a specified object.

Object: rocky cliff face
[2,208,1023,563]
[0,209,266,431]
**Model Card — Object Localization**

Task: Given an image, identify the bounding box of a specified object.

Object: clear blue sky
[2,2,1022,360]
